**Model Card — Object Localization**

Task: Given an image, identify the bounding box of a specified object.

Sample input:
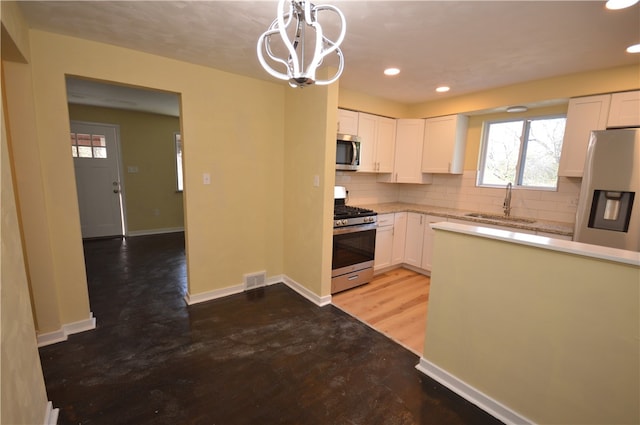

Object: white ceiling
[18,1,640,116]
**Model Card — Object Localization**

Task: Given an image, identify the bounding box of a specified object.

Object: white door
[71,121,124,238]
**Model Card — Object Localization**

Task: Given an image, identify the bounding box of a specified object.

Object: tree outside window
[478,116,566,189]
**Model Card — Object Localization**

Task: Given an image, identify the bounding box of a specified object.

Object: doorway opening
[65,76,187,294]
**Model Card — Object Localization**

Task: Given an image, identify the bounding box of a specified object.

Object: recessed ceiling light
[506,105,528,113]
[627,43,640,53]
[435,86,450,93]
[384,68,400,76]
[605,0,638,9]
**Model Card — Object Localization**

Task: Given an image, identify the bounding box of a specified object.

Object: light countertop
[355,202,574,237]
[432,221,640,267]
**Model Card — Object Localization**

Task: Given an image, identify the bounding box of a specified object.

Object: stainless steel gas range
[331,186,377,294]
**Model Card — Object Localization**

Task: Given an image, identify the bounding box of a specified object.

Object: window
[478,116,566,189]
[175,133,183,192]
[71,132,107,159]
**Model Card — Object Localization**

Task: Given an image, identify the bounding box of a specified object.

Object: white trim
[184,274,331,307]
[415,357,535,425]
[184,283,244,305]
[281,275,332,307]
[127,227,184,237]
[37,313,97,347]
[64,312,96,335]
[43,401,59,425]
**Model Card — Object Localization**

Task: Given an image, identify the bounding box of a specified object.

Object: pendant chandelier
[257,0,346,88]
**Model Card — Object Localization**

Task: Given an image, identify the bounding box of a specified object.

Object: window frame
[477,114,566,191]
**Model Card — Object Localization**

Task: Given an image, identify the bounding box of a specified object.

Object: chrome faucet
[503,182,512,217]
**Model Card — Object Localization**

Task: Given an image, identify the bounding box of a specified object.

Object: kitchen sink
[465,213,536,224]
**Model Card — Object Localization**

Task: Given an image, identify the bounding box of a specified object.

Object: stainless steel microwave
[336,133,361,171]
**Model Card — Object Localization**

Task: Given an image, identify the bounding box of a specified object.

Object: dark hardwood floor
[39,232,502,425]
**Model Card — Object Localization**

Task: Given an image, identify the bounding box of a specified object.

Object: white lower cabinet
[374,214,394,271]
[375,212,572,275]
[404,213,445,272]
[403,213,424,267]
[374,212,409,272]
[420,215,443,272]
[391,212,407,265]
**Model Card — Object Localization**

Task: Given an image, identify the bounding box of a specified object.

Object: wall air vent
[243,271,266,290]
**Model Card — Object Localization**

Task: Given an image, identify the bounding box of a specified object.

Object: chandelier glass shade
[257,0,346,88]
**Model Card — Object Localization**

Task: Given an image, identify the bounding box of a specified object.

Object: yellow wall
[24,29,288,303]
[338,87,410,118]
[425,228,639,424]
[283,75,338,297]
[68,104,183,233]
[1,2,50,422]
[408,64,640,118]
[3,60,63,333]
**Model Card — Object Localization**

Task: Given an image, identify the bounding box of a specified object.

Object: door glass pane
[78,146,93,158]
[93,147,107,158]
[77,134,92,146]
[92,135,106,147]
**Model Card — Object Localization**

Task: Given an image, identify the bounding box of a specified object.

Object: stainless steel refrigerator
[574,128,639,252]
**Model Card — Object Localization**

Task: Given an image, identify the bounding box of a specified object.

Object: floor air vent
[244,271,266,290]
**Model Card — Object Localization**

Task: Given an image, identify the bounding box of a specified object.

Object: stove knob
[342,220,348,225]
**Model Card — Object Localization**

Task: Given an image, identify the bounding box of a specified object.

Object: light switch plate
[203,173,211,185]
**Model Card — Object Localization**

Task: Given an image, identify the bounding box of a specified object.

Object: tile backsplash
[335,171,581,224]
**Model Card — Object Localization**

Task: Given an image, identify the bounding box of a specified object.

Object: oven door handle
[333,222,377,235]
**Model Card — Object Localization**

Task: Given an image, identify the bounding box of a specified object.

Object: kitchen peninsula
[418,221,640,425]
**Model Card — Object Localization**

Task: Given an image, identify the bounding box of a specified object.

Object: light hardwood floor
[332,268,430,355]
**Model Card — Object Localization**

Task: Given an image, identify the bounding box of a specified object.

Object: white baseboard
[43,401,59,425]
[415,357,534,425]
[281,275,332,307]
[184,283,245,305]
[401,263,431,277]
[127,227,184,237]
[37,313,96,347]
[184,274,331,307]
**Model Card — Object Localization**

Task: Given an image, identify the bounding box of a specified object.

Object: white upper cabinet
[337,109,359,135]
[422,114,469,174]
[376,117,397,173]
[380,119,432,184]
[607,90,640,128]
[558,94,611,177]
[357,113,397,173]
